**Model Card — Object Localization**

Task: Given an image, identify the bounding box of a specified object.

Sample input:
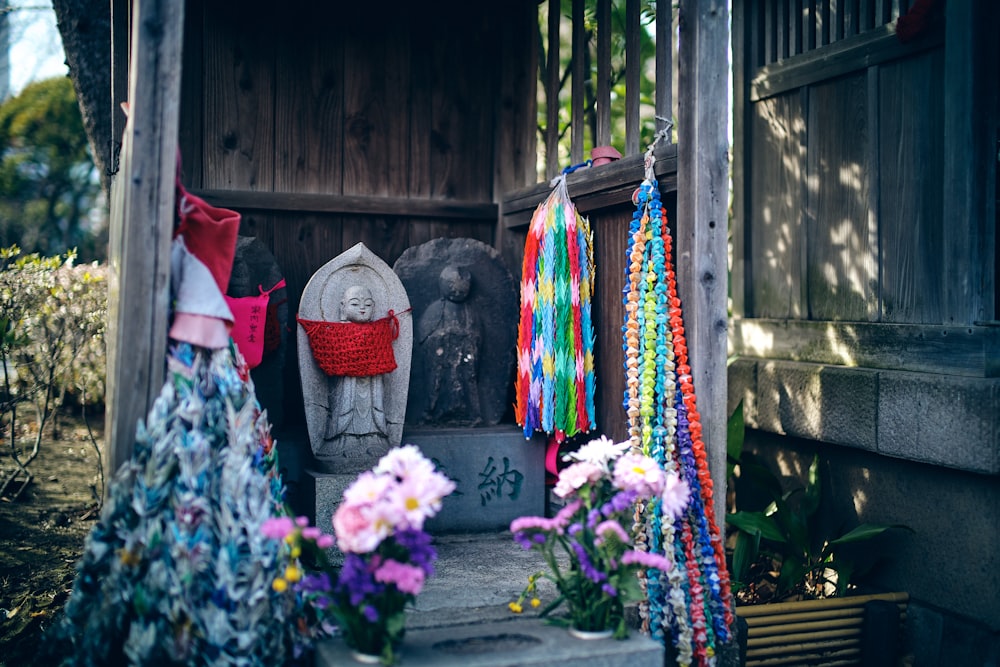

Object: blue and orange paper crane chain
[515,173,596,439]
[624,158,734,666]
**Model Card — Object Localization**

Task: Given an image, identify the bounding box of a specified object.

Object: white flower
[375,444,436,481]
[562,435,629,471]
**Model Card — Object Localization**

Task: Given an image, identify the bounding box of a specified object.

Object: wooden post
[104,0,186,479]
[676,0,730,527]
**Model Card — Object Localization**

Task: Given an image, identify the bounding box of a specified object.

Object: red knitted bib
[297,311,400,377]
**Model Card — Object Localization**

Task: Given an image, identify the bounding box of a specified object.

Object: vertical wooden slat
[625,0,641,155]
[104,0,185,477]
[592,206,634,440]
[732,0,750,319]
[676,0,731,526]
[571,0,585,163]
[546,0,560,178]
[875,0,889,25]
[495,0,538,269]
[878,53,945,323]
[764,0,776,64]
[202,0,274,190]
[178,0,202,186]
[597,0,612,147]
[806,0,818,50]
[273,5,344,195]
[789,0,801,57]
[861,0,874,30]
[750,93,807,319]
[832,0,843,42]
[777,0,787,60]
[751,0,764,70]
[942,0,997,324]
[819,0,831,46]
[655,0,673,138]
[845,0,859,37]
[807,75,875,322]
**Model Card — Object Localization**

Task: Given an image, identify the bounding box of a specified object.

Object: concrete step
[313,531,664,666]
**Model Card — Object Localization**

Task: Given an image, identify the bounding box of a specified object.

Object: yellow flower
[530,598,541,608]
[272,578,288,593]
[290,546,301,559]
[508,602,523,614]
[284,565,301,583]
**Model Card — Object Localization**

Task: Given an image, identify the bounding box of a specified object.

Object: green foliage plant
[725,401,909,604]
[0,245,107,499]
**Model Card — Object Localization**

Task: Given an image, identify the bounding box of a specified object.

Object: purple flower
[602,583,618,597]
[362,604,379,622]
[571,542,606,583]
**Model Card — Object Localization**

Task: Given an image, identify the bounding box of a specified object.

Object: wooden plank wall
[178,0,535,423]
[743,7,955,327]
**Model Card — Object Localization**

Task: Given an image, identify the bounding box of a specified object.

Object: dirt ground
[0,414,103,667]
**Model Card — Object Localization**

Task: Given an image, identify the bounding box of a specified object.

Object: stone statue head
[340,285,375,323]
[439,265,471,303]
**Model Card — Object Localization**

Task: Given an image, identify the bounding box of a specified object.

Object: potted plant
[507,435,690,639]
[725,402,911,665]
[262,444,456,665]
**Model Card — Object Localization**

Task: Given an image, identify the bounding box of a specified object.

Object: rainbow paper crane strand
[516,174,596,438]
[623,159,733,666]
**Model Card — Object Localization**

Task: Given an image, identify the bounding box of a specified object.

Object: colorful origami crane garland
[515,173,597,439]
[624,155,734,666]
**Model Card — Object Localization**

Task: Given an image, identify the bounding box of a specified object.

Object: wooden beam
[104,0,185,479]
[731,319,1000,377]
[189,189,498,221]
[677,0,730,526]
[501,144,678,228]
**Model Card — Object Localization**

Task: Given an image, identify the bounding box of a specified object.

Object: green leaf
[827,523,906,546]
[726,511,786,543]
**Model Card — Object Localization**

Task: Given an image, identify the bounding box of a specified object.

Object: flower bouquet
[263,444,455,665]
[509,435,689,638]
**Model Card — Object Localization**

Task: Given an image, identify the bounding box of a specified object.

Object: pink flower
[594,520,630,546]
[660,472,690,520]
[316,534,335,549]
[295,515,310,527]
[375,558,426,595]
[261,516,296,540]
[622,549,673,572]
[332,502,389,554]
[553,461,603,498]
[301,526,322,540]
[612,452,666,498]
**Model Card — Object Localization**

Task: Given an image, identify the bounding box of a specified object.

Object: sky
[8,1,68,96]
